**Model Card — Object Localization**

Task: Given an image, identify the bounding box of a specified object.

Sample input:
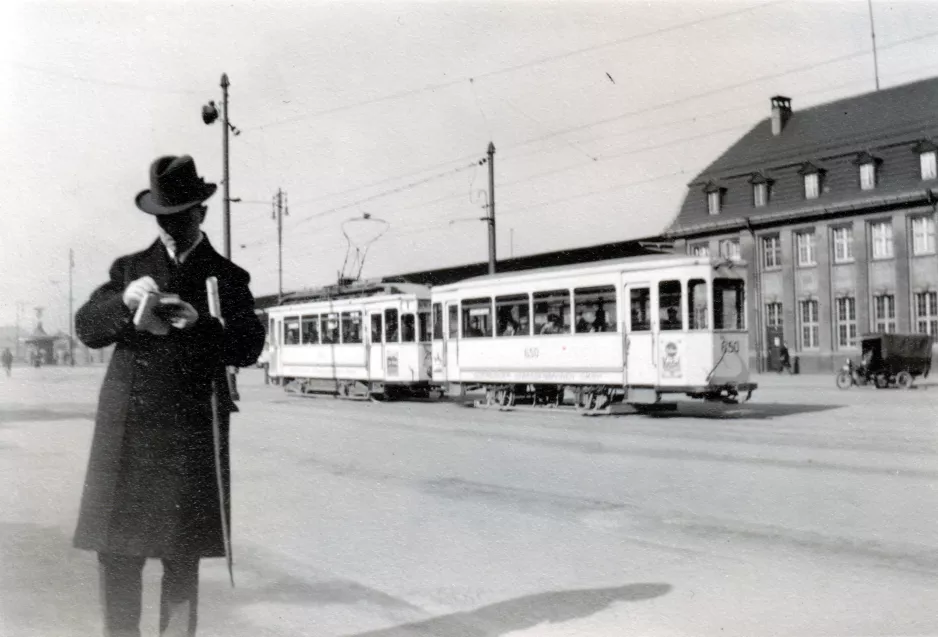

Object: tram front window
[714,278,745,330]
[402,313,416,343]
[659,280,682,331]
[432,303,443,340]
[688,279,708,330]
[630,288,651,331]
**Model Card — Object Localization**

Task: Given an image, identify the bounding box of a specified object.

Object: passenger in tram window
[466,317,485,338]
[540,314,562,335]
[662,306,681,330]
[594,299,607,332]
[518,315,530,336]
[501,319,518,337]
[575,312,589,334]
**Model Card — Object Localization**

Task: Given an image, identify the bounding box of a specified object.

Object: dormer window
[798,162,825,200]
[913,140,937,180]
[804,174,820,199]
[749,173,773,208]
[703,181,725,215]
[854,152,880,191]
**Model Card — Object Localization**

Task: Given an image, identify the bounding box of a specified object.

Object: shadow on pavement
[342,583,671,637]
[640,402,844,420]
[0,407,95,425]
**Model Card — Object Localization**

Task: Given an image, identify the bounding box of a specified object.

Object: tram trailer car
[429,254,757,412]
[266,283,434,399]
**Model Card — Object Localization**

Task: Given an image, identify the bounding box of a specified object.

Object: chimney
[770,96,792,136]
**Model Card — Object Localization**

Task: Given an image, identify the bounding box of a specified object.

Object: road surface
[1,366,936,636]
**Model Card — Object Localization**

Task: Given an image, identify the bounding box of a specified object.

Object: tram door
[445,302,460,382]
[269,317,281,378]
[625,284,656,386]
[368,312,384,381]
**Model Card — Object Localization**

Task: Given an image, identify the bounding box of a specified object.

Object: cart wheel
[896,371,913,390]
[835,370,853,390]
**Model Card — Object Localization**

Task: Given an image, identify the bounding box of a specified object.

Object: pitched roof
[695,76,938,181]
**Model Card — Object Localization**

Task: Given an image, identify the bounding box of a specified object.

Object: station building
[666,78,938,373]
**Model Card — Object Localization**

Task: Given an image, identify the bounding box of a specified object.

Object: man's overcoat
[74,237,265,558]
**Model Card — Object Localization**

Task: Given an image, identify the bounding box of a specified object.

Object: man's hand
[122,276,159,311]
[158,298,199,330]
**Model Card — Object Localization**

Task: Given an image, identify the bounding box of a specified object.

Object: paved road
[1,366,937,636]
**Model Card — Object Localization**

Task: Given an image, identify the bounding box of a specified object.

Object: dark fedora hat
[135,155,217,215]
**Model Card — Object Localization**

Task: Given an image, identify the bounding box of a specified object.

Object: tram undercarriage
[277,377,435,401]
[463,381,755,415]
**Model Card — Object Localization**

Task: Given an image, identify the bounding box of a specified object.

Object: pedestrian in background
[2,347,12,376]
[73,155,265,637]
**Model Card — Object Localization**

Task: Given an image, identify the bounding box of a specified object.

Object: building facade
[667,80,938,373]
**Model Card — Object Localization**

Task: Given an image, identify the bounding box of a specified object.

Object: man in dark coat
[74,155,265,637]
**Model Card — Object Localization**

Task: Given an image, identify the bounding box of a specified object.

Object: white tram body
[429,254,756,406]
[266,283,433,398]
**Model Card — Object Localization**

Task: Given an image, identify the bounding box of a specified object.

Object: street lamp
[201,73,241,259]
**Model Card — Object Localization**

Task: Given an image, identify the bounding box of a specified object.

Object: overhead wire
[243,0,788,132]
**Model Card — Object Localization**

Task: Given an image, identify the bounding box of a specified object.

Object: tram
[429,254,756,412]
[265,281,434,399]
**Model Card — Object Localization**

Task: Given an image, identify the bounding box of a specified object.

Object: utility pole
[221,73,232,258]
[867,0,880,91]
[68,249,74,366]
[14,301,23,361]
[273,189,288,304]
[486,142,496,275]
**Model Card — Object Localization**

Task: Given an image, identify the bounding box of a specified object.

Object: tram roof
[275,280,430,306]
[433,254,745,290]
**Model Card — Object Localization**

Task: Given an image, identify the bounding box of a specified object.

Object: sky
[2,0,938,332]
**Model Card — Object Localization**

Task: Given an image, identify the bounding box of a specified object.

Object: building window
[914,291,938,335]
[719,239,740,261]
[690,244,710,257]
[799,299,819,349]
[804,173,820,200]
[832,226,854,263]
[765,302,783,329]
[859,162,876,190]
[911,216,936,255]
[835,297,857,348]
[870,221,894,259]
[753,183,768,207]
[762,236,781,269]
[873,294,896,333]
[920,150,937,180]
[795,231,816,266]
[708,190,721,215]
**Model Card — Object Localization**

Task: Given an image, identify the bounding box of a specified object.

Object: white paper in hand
[134,292,179,335]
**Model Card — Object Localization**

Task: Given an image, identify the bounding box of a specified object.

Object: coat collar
[140,235,221,291]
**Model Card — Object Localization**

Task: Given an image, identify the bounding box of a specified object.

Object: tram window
[418,310,432,343]
[714,278,745,330]
[370,314,383,343]
[659,280,683,331]
[432,303,443,340]
[630,289,651,331]
[320,313,339,344]
[341,311,362,344]
[533,290,571,335]
[495,294,530,337]
[284,317,301,345]
[574,286,617,333]
[301,315,319,344]
[401,313,416,343]
[688,279,708,330]
[385,308,400,343]
[462,297,493,338]
[447,304,459,339]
